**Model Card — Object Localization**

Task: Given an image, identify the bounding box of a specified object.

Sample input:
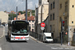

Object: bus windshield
[12,21,29,34]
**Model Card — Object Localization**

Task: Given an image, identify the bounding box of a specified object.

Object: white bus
[7,20,30,41]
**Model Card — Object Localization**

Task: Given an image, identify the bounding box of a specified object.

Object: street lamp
[22,0,27,21]
[25,0,27,21]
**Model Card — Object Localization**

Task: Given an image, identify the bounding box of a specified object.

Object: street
[0,26,75,50]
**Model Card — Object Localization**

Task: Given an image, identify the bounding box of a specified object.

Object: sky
[0,0,38,12]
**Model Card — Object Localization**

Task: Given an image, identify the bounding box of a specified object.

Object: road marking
[0,47,2,50]
[0,26,5,39]
[51,47,64,49]
[51,47,58,49]
[65,48,70,49]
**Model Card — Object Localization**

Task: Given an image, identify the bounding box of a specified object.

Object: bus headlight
[26,37,29,40]
[11,37,14,39]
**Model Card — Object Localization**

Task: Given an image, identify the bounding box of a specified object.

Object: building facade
[0,11,8,23]
[48,0,59,41]
[27,16,35,32]
[38,0,49,24]
[48,0,75,44]
[36,0,49,35]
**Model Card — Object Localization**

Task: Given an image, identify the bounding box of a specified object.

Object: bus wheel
[9,38,12,42]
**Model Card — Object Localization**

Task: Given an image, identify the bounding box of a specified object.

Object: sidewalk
[30,36,75,49]
[0,26,3,38]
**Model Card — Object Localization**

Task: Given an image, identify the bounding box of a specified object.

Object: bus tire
[9,38,12,42]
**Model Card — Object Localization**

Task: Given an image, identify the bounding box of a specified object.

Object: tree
[32,10,35,16]
[32,10,35,13]
[17,11,23,15]
[27,12,30,17]
[9,13,16,20]
[32,13,35,16]
[23,11,26,14]
[4,11,7,12]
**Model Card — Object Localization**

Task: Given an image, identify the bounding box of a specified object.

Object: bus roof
[8,20,29,24]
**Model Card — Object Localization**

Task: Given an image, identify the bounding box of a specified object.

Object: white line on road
[51,47,64,49]
[51,47,58,49]
[0,47,2,50]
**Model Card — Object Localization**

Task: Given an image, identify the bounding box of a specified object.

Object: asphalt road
[0,26,75,50]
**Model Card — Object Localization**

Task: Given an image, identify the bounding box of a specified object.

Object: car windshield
[12,21,29,34]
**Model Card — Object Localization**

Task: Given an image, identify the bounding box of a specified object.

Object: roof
[5,12,10,14]
[11,11,16,14]
[23,16,35,21]
[27,9,32,12]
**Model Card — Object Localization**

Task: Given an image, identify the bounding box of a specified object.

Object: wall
[49,0,59,40]
[68,0,75,44]
[0,11,8,23]
[29,20,35,32]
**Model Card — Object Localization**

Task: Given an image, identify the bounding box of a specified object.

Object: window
[50,14,52,20]
[72,5,74,8]
[60,4,62,9]
[39,0,42,5]
[29,20,31,22]
[32,29,34,32]
[53,25,55,32]
[51,4,52,10]
[32,20,34,22]
[53,2,55,9]
[50,25,52,32]
[53,13,55,20]
[72,21,74,23]
[65,1,68,12]
[32,24,34,28]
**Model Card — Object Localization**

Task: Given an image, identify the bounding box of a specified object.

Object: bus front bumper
[10,37,29,41]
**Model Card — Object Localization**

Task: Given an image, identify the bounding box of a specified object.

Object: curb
[30,36,42,43]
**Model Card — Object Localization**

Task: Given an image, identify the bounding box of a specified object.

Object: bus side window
[8,23,12,30]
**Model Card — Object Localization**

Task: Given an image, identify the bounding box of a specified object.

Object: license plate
[15,37,25,40]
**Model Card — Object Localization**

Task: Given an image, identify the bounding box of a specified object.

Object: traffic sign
[41,22,45,27]
[41,27,45,30]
